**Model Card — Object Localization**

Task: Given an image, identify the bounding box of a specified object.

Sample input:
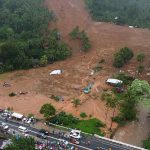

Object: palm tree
[101,92,120,130]
[101,92,113,124]
[109,97,120,130]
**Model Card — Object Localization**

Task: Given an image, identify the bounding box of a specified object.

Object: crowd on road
[0,109,91,150]
[0,108,136,150]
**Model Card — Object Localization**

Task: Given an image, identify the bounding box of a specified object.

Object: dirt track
[0,0,150,141]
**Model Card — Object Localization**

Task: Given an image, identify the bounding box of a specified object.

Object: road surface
[0,116,145,150]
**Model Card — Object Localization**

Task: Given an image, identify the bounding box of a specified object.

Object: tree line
[85,0,150,28]
[0,0,71,73]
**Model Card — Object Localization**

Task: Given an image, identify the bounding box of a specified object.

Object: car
[39,129,49,135]
[18,126,28,133]
[70,146,75,150]
[116,87,124,93]
[70,130,81,139]
[36,133,47,139]
[26,118,32,124]
[1,113,9,117]
[1,123,9,130]
[1,111,11,118]
[23,133,30,137]
[70,138,80,145]
[59,139,69,145]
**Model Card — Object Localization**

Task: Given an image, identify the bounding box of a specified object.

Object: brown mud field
[0,0,150,145]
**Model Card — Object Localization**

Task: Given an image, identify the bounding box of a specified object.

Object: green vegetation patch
[143,133,150,150]
[4,136,35,150]
[49,111,104,135]
[40,103,56,119]
[85,0,150,29]
[113,47,133,68]
[80,112,87,118]
[0,0,71,73]
[71,118,105,136]
[70,26,91,52]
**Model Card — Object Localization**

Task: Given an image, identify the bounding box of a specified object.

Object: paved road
[0,117,145,150]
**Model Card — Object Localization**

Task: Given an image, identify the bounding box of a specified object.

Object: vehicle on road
[58,139,69,145]
[36,133,47,139]
[70,129,81,140]
[18,126,28,133]
[0,122,9,130]
[1,112,9,118]
[70,138,80,145]
[23,133,30,137]
[70,146,75,150]
[39,129,49,135]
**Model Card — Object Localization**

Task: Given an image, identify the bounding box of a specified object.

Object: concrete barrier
[94,134,146,150]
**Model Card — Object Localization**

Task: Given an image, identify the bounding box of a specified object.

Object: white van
[18,126,28,133]
[105,78,123,86]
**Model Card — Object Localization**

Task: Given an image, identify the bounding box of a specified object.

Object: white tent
[11,112,23,119]
[49,70,62,75]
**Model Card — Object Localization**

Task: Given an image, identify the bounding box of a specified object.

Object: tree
[40,55,48,66]
[120,47,133,61]
[136,53,145,62]
[4,136,35,150]
[69,26,80,39]
[40,103,56,119]
[69,27,91,52]
[136,53,145,75]
[120,89,138,121]
[116,79,150,123]
[85,0,150,29]
[109,97,119,130]
[0,27,14,40]
[72,99,81,107]
[113,47,133,68]
[113,53,125,68]
[0,0,71,73]
[137,65,144,73]
[80,112,87,118]
[101,92,114,124]
[50,111,79,126]
[143,133,150,149]
[129,79,150,105]
[0,41,31,71]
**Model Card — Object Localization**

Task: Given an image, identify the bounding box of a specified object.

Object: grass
[69,118,105,136]
[49,112,105,136]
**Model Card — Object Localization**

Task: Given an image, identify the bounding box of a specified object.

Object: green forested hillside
[85,0,150,28]
[0,0,71,73]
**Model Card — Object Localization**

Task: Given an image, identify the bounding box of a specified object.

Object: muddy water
[113,104,150,147]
